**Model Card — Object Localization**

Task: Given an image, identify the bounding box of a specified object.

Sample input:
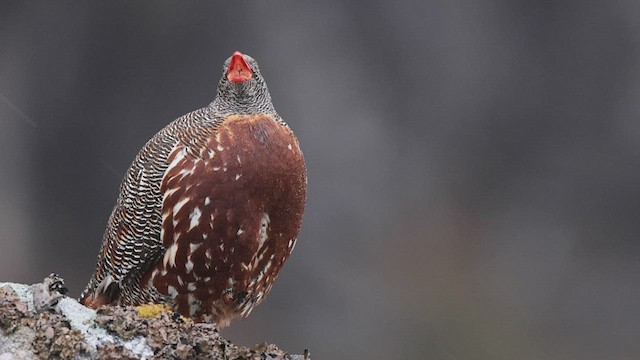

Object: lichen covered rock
[32,312,88,359]
[0,275,310,359]
[0,285,30,333]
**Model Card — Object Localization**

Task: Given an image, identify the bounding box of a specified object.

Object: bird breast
[143,114,307,321]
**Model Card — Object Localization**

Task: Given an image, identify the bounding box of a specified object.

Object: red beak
[226,51,253,83]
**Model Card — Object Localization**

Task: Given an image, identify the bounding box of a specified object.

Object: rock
[0,285,30,333]
[32,273,67,312]
[0,275,310,359]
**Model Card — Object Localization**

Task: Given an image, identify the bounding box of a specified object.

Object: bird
[79,51,307,328]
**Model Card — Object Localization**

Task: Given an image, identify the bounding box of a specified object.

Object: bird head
[212,51,276,116]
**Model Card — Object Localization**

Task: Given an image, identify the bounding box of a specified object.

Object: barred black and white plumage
[80,52,307,328]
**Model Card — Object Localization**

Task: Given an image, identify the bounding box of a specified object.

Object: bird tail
[79,274,120,308]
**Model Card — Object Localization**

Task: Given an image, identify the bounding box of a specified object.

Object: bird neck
[208,85,277,118]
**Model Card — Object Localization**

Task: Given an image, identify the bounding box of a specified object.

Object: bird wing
[80,108,216,306]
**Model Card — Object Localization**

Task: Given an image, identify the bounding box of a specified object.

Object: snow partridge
[80,51,307,328]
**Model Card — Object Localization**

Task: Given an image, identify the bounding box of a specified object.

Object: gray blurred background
[1,1,640,359]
